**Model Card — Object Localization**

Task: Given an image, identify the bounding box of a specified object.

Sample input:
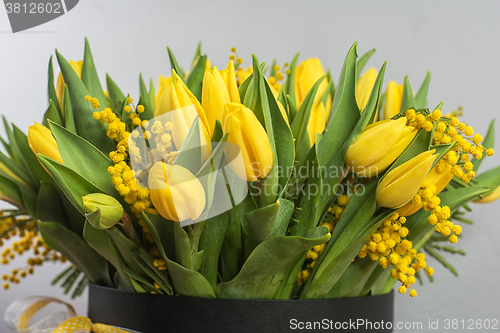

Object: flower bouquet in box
[1,40,500,332]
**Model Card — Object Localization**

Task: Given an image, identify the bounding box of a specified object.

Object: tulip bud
[168,71,211,158]
[398,163,454,216]
[377,150,438,209]
[28,122,63,164]
[294,58,328,107]
[148,161,206,222]
[56,60,82,109]
[154,75,173,117]
[383,81,404,120]
[221,103,273,181]
[306,100,330,146]
[83,193,124,229]
[356,68,377,112]
[219,60,241,104]
[202,66,231,133]
[345,118,417,177]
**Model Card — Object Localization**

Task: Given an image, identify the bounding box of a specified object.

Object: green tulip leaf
[62,85,77,134]
[249,55,280,207]
[138,74,154,121]
[55,50,114,153]
[13,125,53,188]
[326,257,379,298]
[173,222,204,271]
[42,100,63,128]
[473,119,495,171]
[244,199,294,254]
[475,164,500,199]
[19,185,37,218]
[47,56,61,116]
[0,150,35,190]
[317,42,359,169]
[238,73,253,104]
[356,49,376,79]
[400,76,416,112]
[148,79,155,112]
[186,54,207,101]
[283,53,300,122]
[199,211,230,289]
[106,74,126,115]
[82,220,134,290]
[0,174,23,209]
[107,227,145,275]
[174,117,204,175]
[217,231,330,299]
[81,38,107,110]
[36,182,68,226]
[49,121,118,197]
[262,78,295,200]
[39,220,112,286]
[300,208,393,299]
[38,154,105,216]
[291,75,326,167]
[134,249,173,294]
[166,47,185,80]
[141,212,215,297]
[3,117,23,164]
[415,71,431,108]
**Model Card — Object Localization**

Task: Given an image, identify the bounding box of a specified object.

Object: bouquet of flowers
[1,40,499,302]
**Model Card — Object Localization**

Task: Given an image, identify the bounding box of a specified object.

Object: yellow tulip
[154,75,173,117]
[377,150,438,209]
[294,58,328,107]
[169,71,211,150]
[235,66,253,86]
[221,103,273,181]
[28,122,63,164]
[356,68,377,112]
[148,161,206,222]
[56,60,83,109]
[306,99,331,146]
[398,164,454,216]
[218,60,241,104]
[202,61,240,133]
[383,81,404,120]
[345,118,417,177]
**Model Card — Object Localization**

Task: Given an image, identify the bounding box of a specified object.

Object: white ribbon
[4,296,140,333]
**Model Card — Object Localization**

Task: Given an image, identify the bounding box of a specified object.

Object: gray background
[1,1,499,332]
